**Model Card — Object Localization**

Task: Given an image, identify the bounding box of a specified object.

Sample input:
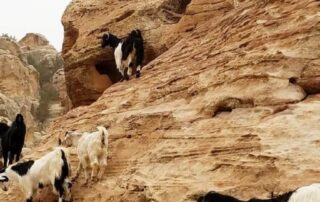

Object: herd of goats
[0,114,109,202]
[0,29,318,202]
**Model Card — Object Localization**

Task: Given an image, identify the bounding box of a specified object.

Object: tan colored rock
[19,33,49,47]
[0,37,40,126]
[0,37,21,56]
[62,0,194,107]
[19,33,63,81]
[2,0,320,202]
[0,93,20,120]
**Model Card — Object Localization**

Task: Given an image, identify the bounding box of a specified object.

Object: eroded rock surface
[0,37,40,126]
[19,33,64,85]
[62,0,194,106]
[1,0,320,202]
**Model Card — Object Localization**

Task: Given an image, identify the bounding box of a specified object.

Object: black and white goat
[0,147,72,202]
[1,114,26,167]
[197,183,320,202]
[101,29,144,80]
[59,126,109,184]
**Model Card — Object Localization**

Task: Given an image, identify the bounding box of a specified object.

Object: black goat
[0,123,9,139]
[197,190,294,202]
[0,122,10,160]
[197,184,320,202]
[101,29,144,80]
[1,114,26,167]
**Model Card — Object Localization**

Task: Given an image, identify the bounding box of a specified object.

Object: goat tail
[55,147,72,174]
[97,126,109,147]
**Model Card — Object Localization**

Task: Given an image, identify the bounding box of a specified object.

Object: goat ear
[0,176,8,182]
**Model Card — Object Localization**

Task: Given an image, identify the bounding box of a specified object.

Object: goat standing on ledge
[59,126,109,185]
[197,183,320,202]
[101,29,144,81]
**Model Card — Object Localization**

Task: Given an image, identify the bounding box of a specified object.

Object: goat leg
[123,67,129,81]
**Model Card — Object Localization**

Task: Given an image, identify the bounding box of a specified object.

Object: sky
[0,0,71,51]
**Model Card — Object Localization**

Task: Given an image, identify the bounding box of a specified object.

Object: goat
[197,183,320,202]
[1,114,26,167]
[0,122,10,165]
[59,126,109,184]
[101,29,144,80]
[0,123,9,139]
[0,147,72,202]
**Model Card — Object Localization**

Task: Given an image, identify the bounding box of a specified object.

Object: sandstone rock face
[19,33,49,47]
[62,0,194,107]
[0,37,40,126]
[2,0,320,202]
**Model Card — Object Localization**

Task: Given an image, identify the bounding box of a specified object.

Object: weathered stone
[19,33,49,47]
[0,37,40,126]
[2,0,320,202]
[62,0,193,106]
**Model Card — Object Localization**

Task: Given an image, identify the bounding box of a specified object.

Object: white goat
[288,183,320,202]
[59,126,109,184]
[0,147,72,202]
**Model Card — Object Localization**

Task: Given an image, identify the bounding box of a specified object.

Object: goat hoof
[136,72,140,78]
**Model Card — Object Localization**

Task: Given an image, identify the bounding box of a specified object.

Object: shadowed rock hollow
[1,0,320,202]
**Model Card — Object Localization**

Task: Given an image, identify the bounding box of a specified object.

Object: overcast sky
[0,0,71,51]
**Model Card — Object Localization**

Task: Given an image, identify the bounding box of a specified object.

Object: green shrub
[26,53,63,124]
[36,83,59,123]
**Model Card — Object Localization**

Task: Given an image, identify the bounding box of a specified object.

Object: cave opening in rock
[95,60,122,84]
[160,0,192,23]
[178,0,192,14]
[289,77,297,84]
[213,106,233,117]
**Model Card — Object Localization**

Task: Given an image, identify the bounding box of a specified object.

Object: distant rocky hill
[0,36,39,128]
[0,33,70,131]
[19,33,70,125]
